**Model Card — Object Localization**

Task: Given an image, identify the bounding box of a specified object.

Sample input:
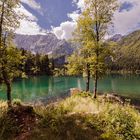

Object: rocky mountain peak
[14,33,73,57]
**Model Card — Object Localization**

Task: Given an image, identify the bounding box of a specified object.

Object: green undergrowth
[33,93,140,140]
[0,94,140,140]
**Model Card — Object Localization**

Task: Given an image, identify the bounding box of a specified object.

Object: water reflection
[0,75,140,101]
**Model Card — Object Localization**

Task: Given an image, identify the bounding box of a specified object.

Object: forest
[0,0,140,140]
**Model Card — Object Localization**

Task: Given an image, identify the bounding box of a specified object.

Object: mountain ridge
[14,33,73,57]
[109,29,140,71]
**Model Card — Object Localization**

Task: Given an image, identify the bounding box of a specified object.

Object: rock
[104,93,124,104]
[70,88,81,96]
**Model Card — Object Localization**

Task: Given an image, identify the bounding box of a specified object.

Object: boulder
[104,93,124,104]
[70,88,81,96]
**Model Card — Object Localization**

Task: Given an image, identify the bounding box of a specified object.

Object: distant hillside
[14,30,140,71]
[118,30,140,47]
[14,33,73,58]
[108,34,122,42]
[110,30,140,71]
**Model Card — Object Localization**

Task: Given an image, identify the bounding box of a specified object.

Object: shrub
[99,104,140,140]
[12,99,22,106]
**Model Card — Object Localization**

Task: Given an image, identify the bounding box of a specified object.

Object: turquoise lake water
[0,74,140,102]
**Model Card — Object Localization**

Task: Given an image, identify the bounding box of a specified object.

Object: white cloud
[113,0,140,35]
[21,0,41,10]
[73,0,85,10]
[52,0,83,40]
[15,5,46,35]
[16,20,46,35]
[52,21,76,40]
[16,0,140,38]
[72,0,140,36]
[67,11,80,22]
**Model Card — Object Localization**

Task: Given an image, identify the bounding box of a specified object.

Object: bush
[0,101,17,140]
[0,95,140,140]
[34,95,140,140]
[12,99,22,106]
[99,104,140,140]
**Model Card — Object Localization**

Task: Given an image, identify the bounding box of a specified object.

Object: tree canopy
[67,0,118,97]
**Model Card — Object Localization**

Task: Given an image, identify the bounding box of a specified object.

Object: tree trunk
[2,67,12,107]
[94,70,98,98]
[86,64,90,92]
[6,81,12,107]
[0,0,5,45]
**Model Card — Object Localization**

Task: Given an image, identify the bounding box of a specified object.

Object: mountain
[109,30,140,71]
[117,30,140,47]
[109,34,122,42]
[14,30,140,70]
[14,33,73,58]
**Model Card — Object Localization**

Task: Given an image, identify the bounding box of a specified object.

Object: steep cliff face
[14,33,73,56]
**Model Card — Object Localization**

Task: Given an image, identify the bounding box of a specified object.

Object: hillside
[109,30,140,72]
[14,30,140,71]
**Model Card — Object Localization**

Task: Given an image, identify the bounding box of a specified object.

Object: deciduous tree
[0,0,22,107]
[67,0,118,97]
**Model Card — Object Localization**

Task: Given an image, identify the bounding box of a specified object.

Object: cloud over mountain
[52,21,76,40]
[16,0,140,39]
[16,4,46,35]
[113,0,140,35]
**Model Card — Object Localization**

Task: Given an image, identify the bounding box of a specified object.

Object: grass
[0,93,140,140]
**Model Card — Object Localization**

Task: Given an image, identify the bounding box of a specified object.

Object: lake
[0,74,140,104]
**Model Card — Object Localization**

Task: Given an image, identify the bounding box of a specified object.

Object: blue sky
[21,0,77,29]
[16,0,140,39]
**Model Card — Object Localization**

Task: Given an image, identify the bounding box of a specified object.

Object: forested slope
[110,30,140,72]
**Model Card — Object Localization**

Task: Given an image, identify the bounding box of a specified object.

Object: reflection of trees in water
[77,78,82,89]
[14,76,51,101]
[0,84,7,99]
[111,79,117,93]
[110,74,140,97]
[20,79,26,100]
[48,76,54,95]
[1,75,140,101]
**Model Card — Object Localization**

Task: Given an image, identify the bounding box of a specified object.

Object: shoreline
[24,90,140,111]
[0,92,140,140]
